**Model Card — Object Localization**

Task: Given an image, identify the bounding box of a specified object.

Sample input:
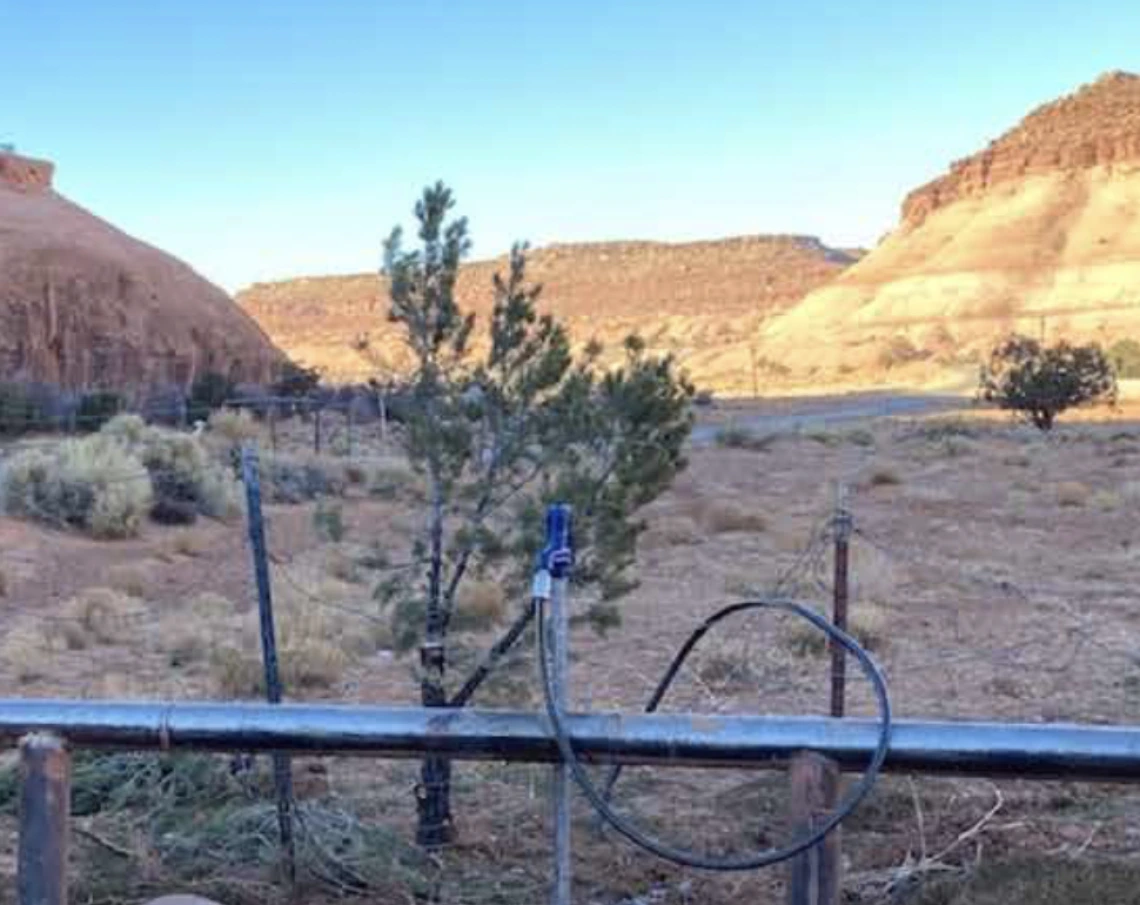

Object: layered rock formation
[240,235,860,390]
[0,153,282,389]
[761,71,1140,384]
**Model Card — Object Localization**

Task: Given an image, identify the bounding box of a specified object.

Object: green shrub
[1109,338,1140,379]
[313,499,346,542]
[101,413,149,445]
[188,371,235,421]
[0,382,42,436]
[75,391,123,432]
[135,427,240,523]
[1,436,152,538]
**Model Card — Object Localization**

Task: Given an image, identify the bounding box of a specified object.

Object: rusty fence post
[789,485,851,905]
[18,733,70,905]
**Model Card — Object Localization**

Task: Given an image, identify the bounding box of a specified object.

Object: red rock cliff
[902,71,1140,229]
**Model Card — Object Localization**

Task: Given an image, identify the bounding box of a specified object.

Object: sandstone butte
[0,152,281,390]
[238,236,860,392]
[760,70,1140,389]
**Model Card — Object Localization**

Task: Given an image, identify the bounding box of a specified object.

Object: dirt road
[691,392,967,444]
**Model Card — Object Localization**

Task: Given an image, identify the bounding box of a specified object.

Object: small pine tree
[188,371,235,422]
[368,183,694,847]
[978,335,1117,431]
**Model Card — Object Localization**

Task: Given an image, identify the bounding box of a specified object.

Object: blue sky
[4,1,1139,291]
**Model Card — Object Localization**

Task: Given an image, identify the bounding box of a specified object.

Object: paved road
[691,393,967,444]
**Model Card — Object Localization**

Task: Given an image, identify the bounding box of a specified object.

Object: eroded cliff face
[901,72,1140,229]
[239,236,861,390]
[0,153,282,389]
[760,71,1140,386]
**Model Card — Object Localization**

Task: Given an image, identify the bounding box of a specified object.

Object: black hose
[537,596,892,871]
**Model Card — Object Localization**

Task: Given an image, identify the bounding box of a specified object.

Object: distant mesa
[238,234,860,392]
[0,151,282,389]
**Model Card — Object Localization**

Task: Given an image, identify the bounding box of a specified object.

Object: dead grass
[1056,481,1092,507]
[106,561,151,598]
[785,602,889,657]
[0,626,50,683]
[714,426,778,452]
[49,587,146,650]
[697,500,767,534]
[642,514,703,547]
[452,580,508,631]
[162,529,209,559]
[906,858,1140,905]
[161,592,236,667]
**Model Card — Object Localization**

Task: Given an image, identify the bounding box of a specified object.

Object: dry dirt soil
[1,404,1139,904]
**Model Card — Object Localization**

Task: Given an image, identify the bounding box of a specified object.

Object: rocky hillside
[761,71,1140,385]
[0,153,282,389]
[240,236,861,390]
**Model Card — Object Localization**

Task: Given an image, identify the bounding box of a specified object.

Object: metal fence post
[240,444,297,883]
[313,404,322,455]
[537,504,574,905]
[18,733,70,905]
[830,484,852,719]
[789,484,851,905]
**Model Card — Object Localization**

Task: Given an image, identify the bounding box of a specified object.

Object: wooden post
[786,751,840,905]
[313,405,322,455]
[18,733,70,905]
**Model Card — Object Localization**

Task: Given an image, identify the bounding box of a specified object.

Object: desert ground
[0,396,1139,905]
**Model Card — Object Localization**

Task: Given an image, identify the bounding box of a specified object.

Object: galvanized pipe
[0,700,1137,782]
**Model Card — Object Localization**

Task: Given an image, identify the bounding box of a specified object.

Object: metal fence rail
[1,699,1139,781]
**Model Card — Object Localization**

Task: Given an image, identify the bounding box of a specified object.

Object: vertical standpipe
[535,504,574,905]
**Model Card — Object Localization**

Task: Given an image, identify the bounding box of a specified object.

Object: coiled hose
[536,596,892,871]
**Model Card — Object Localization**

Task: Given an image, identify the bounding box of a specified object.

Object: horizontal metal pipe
[0,700,1137,782]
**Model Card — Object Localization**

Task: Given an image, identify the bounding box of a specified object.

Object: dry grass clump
[1056,481,1092,507]
[695,638,759,692]
[162,592,236,667]
[208,565,382,697]
[100,413,150,445]
[206,407,265,447]
[1,436,153,538]
[907,858,1140,905]
[698,500,767,534]
[323,548,363,584]
[107,562,151,598]
[48,587,146,651]
[263,453,348,503]
[641,514,703,548]
[1,626,52,683]
[715,426,778,452]
[368,458,417,499]
[451,580,508,632]
[1088,488,1120,510]
[164,529,209,558]
[785,603,889,658]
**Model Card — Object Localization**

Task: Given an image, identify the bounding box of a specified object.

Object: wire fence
[1,410,1139,902]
